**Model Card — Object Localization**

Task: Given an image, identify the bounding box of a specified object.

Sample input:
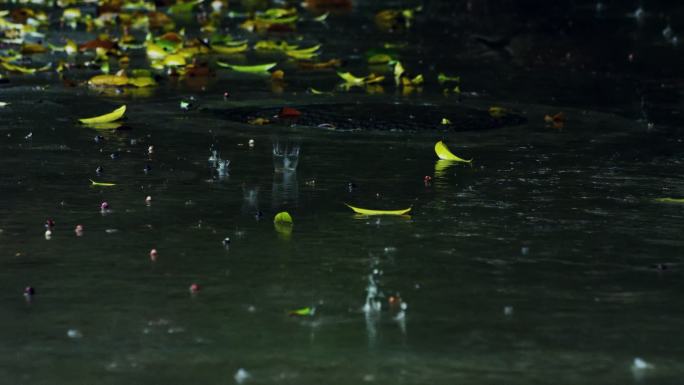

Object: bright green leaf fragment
[313,12,329,22]
[655,197,684,204]
[90,179,116,186]
[289,307,314,316]
[274,211,293,224]
[438,73,461,84]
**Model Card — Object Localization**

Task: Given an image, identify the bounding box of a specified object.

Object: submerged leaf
[79,105,126,124]
[434,141,472,163]
[345,203,411,216]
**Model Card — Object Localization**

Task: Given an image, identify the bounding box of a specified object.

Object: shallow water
[2,1,684,384]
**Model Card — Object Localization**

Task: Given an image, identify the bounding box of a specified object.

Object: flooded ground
[1,0,684,384]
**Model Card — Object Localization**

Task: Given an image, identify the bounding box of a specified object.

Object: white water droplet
[234,368,251,384]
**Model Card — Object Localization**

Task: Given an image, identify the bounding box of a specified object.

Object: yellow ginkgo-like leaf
[434,141,472,163]
[337,71,366,85]
[79,105,126,124]
[216,61,277,73]
[345,203,411,216]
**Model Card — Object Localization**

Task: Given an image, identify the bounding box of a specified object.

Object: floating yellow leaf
[216,61,277,73]
[434,141,472,163]
[88,74,129,87]
[1,62,49,74]
[285,45,321,59]
[211,43,248,55]
[127,76,156,87]
[368,53,392,64]
[90,179,116,186]
[21,43,47,54]
[274,211,293,224]
[655,198,684,204]
[337,71,384,86]
[248,117,270,125]
[162,54,186,67]
[79,105,126,124]
[345,203,411,216]
[254,40,299,51]
[307,87,332,95]
[488,106,507,119]
[145,42,168,60]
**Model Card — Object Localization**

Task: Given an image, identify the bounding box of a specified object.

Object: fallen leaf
[289,307,314,316]
[488,106,507,119]
[345,203,411,216]
[434,140,472,163]
[79,105,126,124]
[216,62,277,73]
[90,179,116,186]
[88,74,129,86]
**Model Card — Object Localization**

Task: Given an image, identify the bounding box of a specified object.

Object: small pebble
[94,135,104,143]
[223,91,230,99]
[44,229,52,240]
[45,219,55,229]
[147,145,154,155]
[145,196,152,205]
[143,164,152,173]
[149,248,158,261]
[100,202,109,211]
[222,237,231,246]
[504,306,514,316]
[74,224,84,236]
[248,139,255,148]
[110,153,119,160]
[96,166,103,175]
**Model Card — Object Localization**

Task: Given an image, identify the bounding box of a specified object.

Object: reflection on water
[272,170,299,208]
[434,159,457,178]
